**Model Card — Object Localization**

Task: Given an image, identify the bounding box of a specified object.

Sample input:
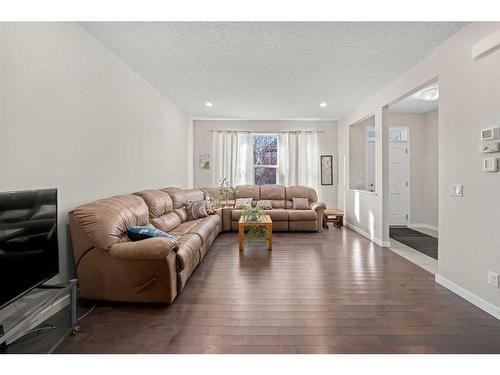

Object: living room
[1,1,500,373]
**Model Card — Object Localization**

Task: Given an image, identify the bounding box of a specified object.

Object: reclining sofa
[69,185,325,304]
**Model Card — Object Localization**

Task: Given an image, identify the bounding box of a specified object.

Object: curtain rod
[209,129,326,134]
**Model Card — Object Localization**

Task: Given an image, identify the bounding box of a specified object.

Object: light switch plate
[449,184,463,197]
[480,142,500,153]
[483,157,499,172]
[488,271,499,288]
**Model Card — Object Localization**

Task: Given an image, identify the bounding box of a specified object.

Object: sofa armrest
[109,237,179,260]
[310,201,326,212]
[310,202,326,232]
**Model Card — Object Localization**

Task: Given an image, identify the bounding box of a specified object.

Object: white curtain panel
[278,131,319,191]
[235,132,254,185]
[211,130,237,186]
[297,131,319,192]
[278,132,297,185]
[277,133,290,185]
[212,130,254,186]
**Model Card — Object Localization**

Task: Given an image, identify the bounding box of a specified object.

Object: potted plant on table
[241,206,268,241]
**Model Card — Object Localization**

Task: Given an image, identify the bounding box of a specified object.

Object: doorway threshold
[388,238,437,275]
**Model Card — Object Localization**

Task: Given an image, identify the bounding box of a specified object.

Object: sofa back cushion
[134,190,181,232]
[256,200,273,209]
[69,194,149,252]
[285,186,318,209]
[234,185,260,201]
[134,190,173,216]
[201,187,235,202]
[161,188,205,222]
[260,185,286,209]
[185,200,208,220]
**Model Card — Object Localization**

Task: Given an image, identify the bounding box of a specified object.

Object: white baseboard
[408,223,439,234]
[435,274,500,321]
[345,222,390,248]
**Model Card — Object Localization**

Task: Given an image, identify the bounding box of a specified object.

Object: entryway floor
[389,226,438,260]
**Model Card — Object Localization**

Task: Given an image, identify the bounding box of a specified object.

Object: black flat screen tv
[0,189,59,310]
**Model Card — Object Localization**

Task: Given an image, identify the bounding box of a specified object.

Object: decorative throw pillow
[234,198,252,209]
[292,197,309,210]
[256,200,272,210]
[185,200,208,221]
[127,226,178,242]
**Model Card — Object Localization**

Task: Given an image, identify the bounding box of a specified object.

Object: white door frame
[388,126,410,226]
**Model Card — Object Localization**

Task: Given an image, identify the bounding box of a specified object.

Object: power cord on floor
[77,303,97,322]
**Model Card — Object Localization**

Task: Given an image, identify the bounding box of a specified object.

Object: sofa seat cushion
[175,233,202,272]
[288,209,317,221]
[169,219,203,238]
[231,209,289,222]
[187,214,221,245]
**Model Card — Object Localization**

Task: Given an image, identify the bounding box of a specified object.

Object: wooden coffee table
[238,214,272,251]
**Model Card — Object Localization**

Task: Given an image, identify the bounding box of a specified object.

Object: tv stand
[0,279,79,353]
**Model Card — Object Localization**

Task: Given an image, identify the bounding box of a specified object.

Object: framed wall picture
[321,155,333,185]
[199,154,210,170]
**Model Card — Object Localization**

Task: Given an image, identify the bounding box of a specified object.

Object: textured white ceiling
[81,22,465,120]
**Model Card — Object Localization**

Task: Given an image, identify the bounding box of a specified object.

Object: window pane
[367,128,376,142]
[254,167,277,185]
[253,136,277,165]
[389,128,408,142]
[389,129,402,142]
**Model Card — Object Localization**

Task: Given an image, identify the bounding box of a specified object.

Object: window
[389,128,408,142]
[253,135,278,185]
[367,128,376,142]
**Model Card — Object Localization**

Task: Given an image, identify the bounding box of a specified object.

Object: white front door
[388,128,409,225]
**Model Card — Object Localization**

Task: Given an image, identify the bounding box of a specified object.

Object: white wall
[338,22,500,316]
[349,116,375,191]
[423,110,439,228]
[0,23,191,281]
[193,120,339,208]
[387,110,439,229]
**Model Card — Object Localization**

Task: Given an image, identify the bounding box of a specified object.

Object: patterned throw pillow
[256,200,272,210]
[292,197,309,210]
[234,198,252,209]
[185,200,208,221]
[127,226,178,243]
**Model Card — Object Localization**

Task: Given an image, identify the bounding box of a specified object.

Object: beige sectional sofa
[69,185,325,304]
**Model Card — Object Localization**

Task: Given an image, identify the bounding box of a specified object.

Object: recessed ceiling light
[413,85,439,101]
[205,102,213,107]
[320,102,327,107]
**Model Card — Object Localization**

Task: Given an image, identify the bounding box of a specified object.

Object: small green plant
[242,206,268,241]
[217,177,235,206]
[241,206,264,221]
[247,225,268,241]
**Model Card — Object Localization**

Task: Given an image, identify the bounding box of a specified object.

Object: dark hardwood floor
[57,228,500,354]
